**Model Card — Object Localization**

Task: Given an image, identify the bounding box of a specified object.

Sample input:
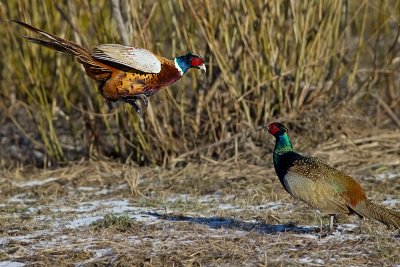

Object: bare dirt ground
[1,130,400,266]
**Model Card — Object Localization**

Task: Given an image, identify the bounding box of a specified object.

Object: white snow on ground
[0,230,49,244]
[217,203,241,210]
[381,198,400,207]
[164,193,289,212]
[298,257,325,266]
[66,215,104,229]
[48,198,168,229]
[372,172,399,180]
[291,223,362,243]
[66,199,136,214]
[322,224,361,241]
[12,177,58,187]
[7,193,37,204]
[2,173,399,266]
[76,186,97,191]
[94,184,127,195]
[0,262,25,267]
[251,202,290,211]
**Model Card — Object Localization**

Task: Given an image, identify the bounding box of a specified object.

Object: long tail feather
[353,200,400,229]
[13,20,111,79]
[13,20,87,56]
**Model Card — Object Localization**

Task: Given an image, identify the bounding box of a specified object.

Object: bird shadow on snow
[146,212,317,234]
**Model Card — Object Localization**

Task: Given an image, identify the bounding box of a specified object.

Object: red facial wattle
[269,123,280,135]
[191,57,203,67]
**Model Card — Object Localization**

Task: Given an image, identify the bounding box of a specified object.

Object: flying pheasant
[267,122,400,232]
[13,20,206,115]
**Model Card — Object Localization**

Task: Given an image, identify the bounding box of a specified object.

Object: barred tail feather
[13,20,111,80]
[13,20,88,56]
[353,200,400,229]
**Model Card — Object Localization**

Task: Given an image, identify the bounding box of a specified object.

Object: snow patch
[1,231,48,243]
[66,215,103,229]
[7,193,36,204]
[217,203,240,210]
[49,199,166,229]
[252,202,288,211]
[0,262,25,267]
[13,177,58,187]
[164,194,288,213]
[298,257,325,266]
[76,186,96,191]
[95,184,128,195]
[381,198,400,207]
[374,172,399,180]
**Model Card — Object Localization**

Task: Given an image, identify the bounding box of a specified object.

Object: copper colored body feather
[267,122,400,231]
[13,20,206,115]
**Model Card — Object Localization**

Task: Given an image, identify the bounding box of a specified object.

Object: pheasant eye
[191,57,203,67]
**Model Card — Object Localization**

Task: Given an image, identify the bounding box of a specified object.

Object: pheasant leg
[329,214,335,232]
[125,99,143,116]
[136,94,149,107]
[318,215,336,238]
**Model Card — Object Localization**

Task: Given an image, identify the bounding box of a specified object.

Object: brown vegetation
[0,0,399,167]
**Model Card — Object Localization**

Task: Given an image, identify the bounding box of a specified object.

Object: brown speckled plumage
[288,157,367,208]
[268,122,400,230]
[101,58,181,100]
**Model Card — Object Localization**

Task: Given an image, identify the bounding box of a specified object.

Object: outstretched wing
[92,44,161,73]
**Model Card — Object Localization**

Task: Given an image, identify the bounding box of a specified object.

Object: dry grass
[0,147,399,266]
[0,0,399,166]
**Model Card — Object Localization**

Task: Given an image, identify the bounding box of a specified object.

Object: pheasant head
[266,122,294,163]
[174,53,206,75]
[268,122,289,137]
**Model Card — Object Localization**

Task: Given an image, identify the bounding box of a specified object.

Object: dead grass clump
[22,250,95,266]
[91,214,140,232]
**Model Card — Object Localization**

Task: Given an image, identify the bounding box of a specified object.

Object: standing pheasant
[267,122,400,231]
[13,20,206,115]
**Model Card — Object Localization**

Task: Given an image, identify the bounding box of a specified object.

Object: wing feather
[92,44,161,73]
[284,171,350,214]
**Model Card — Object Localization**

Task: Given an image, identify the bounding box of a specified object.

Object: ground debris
[0,161,399,266]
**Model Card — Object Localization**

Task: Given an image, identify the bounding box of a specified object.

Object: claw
[318,215,336,238]
[125,99,143,116]
[136,94,149,107]
[123,94,148,115]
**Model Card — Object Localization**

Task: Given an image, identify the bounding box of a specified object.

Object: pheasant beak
[198,64,207,74]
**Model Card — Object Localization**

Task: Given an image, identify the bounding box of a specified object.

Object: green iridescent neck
[273,133,293,158]
[174,55,191,75]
